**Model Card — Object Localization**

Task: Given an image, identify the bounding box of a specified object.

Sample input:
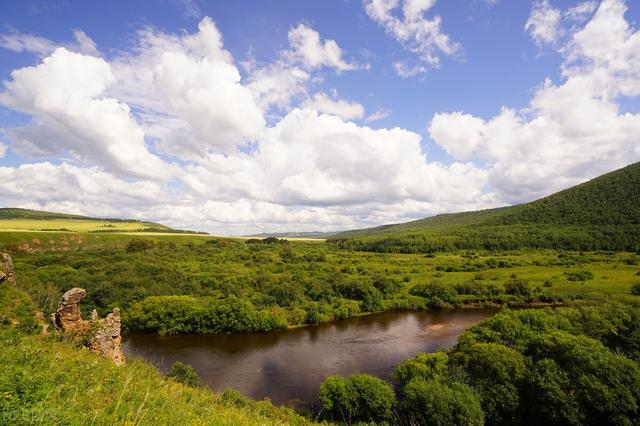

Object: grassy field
[0,218,170,233]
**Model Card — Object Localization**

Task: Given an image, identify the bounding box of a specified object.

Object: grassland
[0,218,171,233]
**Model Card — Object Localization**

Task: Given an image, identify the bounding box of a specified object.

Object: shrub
[126,239,154,253]
[410,282,456,307]
[631,283,640,296]
[504,279,531,298]
[566,270,594,281]
[167,361,201,387]
[401,378,484,426]
[319,373,395,423]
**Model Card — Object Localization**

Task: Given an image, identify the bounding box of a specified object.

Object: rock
[53,287,90,335]
[87,308,125,366]
[52,287,125,365]
[0,253,16,286]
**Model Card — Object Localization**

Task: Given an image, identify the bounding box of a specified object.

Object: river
[123,308,495,407]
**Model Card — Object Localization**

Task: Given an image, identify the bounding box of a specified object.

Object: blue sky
[0,0,639,233]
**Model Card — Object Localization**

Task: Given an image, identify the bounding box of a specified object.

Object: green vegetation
[4,232,639,334]
[0,285,315,425]
[331,162,640,253]
[321,301,640,425]
[319,373,396,423]
[168,361,202,387]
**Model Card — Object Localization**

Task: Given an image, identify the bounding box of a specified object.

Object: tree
[319,374,395,423]
[402,378,484,426]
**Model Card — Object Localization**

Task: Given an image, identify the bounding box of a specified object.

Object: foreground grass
[0,327,316,425]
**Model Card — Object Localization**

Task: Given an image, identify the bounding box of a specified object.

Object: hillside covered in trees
[331,162,640,253]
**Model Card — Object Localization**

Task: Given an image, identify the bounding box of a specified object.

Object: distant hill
[0,208,208,234]
[247,231,339,239]
[0,208,94,221]
[331,162,640,252]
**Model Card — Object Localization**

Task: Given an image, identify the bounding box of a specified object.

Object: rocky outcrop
[52,287,91,334]
[52,287,125,366]
[0,253,16,286]
[87,308,124,366]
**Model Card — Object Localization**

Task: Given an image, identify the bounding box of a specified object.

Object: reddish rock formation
[53,287,91,334]
[52,287,125,365]
[87,308,124,366]
[0,253,16,286]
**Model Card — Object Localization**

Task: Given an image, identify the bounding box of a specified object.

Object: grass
[0,219,170,233]
[0,328,317,425]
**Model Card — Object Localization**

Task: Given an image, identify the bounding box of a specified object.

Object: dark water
[123,309,495,406]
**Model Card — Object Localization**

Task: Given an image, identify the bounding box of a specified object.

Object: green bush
[410,282,456,307]
[631,283,640,296]
[504,279,531,298]
[401,378,484,426]
[566,270,594,281]
[319,373,395,423]
[167,361,201,387]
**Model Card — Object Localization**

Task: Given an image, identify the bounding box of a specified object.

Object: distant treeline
[89,228,208,234]
[329,225,640,254]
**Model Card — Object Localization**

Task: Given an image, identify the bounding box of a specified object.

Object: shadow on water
[123,308,496,407]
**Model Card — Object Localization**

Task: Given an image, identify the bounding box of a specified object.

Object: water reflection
[123,309,495,406]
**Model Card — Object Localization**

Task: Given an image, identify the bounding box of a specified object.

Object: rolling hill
[0,208,191,234]
[331,162,640,253]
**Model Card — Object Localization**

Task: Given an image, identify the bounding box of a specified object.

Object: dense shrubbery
[319,302,640,425]
[125,295,288,334]
[11,239,636,334]
[392,302,640,425]
[318,373,396,423]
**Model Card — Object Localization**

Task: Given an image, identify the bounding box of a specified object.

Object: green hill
[331,162,640,253]
[0,208,209,234]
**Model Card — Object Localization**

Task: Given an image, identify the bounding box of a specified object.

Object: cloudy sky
[0,0,639,234]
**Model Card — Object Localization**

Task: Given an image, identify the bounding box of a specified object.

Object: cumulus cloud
[364,0,461,74]
[283,24,359,72]
[0,48,170,179]
[430,0,640,202]
[247,24,362,112]
[303,91,365,120]
[0,16,501,233]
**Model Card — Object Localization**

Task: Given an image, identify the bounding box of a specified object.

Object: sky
[0,0,639,235]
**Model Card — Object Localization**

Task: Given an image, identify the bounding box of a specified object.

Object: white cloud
[110,17,266,158]
[525,0,563,47]
[0,16,501,234]
[365,108,391,123]
[0,48,170,179]
[246,23,361,112]
[0,28,99,56]
[283,24,359,72]
[364,0,461,72]
[393,60,427,78]
[431,0,640,203]
[565,1,598,22]
[303,92,365,120]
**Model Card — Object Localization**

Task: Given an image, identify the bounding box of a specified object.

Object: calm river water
[123,309,495,406]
